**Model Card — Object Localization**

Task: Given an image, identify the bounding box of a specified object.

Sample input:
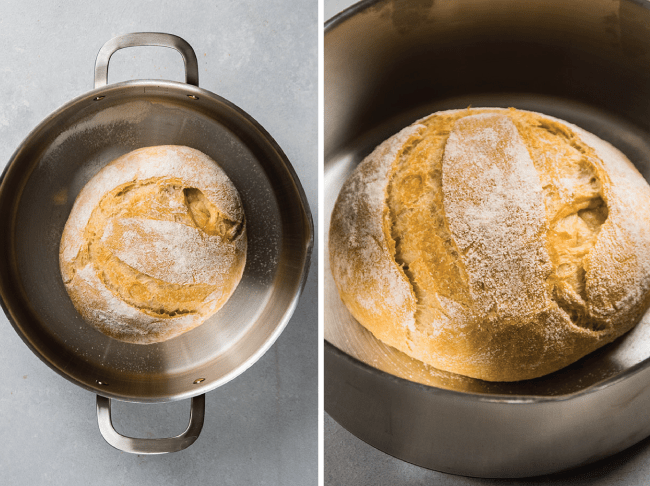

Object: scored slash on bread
[329,108,650,381]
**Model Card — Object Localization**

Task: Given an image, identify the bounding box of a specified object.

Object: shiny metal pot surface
[0,33,313,454]
[325,0,650,477]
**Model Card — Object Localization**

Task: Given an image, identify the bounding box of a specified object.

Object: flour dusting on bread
[59,145,247,344]
[329,108,650,381]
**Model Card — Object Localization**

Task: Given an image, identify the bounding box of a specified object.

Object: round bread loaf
[329,108,650,381]
[60,145,246,344]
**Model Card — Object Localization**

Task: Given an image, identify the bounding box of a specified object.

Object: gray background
[324,0,650,485]
[0,0,317,485]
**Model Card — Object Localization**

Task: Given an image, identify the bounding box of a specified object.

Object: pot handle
[94,32,199,89]
[96,394,205,454]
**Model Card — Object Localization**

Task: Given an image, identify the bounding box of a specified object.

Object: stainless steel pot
[325,0,650,478]
[0,33,313,454]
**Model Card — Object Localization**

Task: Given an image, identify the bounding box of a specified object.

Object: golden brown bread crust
[329,108,650,381]
[60,145,246,344]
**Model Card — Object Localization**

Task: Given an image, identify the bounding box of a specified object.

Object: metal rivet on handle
[93,96,105,101]
[187,94,199,100]
[193,378,205,384]
[97,380,109,386]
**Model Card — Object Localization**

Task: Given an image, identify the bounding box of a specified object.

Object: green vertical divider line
[318,0,325,486]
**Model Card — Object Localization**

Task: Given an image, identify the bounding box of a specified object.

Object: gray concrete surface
[0,1,317,485]
[324,0,650,484]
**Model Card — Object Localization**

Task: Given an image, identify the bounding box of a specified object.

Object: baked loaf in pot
[329,108,650,381]
[60,145,246,344]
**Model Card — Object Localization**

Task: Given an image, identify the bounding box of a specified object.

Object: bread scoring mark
[94,248,206,319]
[386,139,423,310]
[70,177,245,319]
[515,114,610,331]
[183,187,244,240]
[103,217,237,286]
[386,112,471,335]
[328,124,422,341]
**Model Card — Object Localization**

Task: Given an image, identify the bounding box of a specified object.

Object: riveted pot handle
[96,394,205,454]
[94,32,199,89]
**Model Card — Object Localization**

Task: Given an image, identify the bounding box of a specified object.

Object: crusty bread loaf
[60,145,246,344]
[329,108,650,381]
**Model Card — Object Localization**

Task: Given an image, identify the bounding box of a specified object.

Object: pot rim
[325,0,379,31]
[325,340,650,404]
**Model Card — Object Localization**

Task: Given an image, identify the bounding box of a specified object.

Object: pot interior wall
[326,0,650,167]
